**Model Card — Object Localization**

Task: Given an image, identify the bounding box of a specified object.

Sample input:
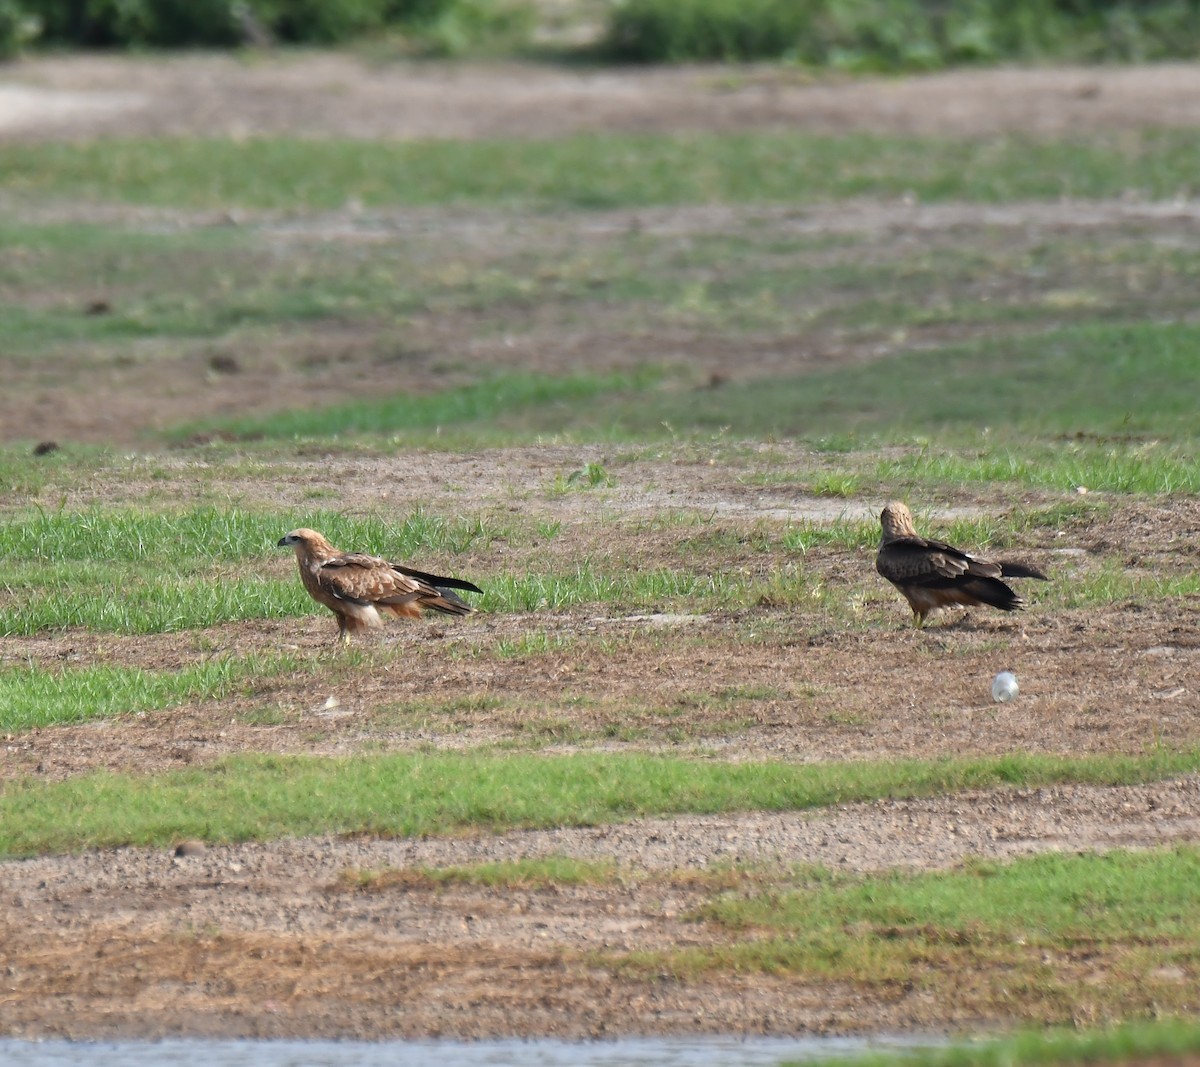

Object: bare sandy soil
[8,53,1200,142]
[2,54,1200,1044]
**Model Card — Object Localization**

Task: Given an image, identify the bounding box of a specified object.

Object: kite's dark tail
[393,564,483,596]
[959,576,1026,613]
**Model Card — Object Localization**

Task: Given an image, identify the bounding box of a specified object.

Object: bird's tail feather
[425,590,474,616]
[960,577,1025,613]
[394,564,483,595]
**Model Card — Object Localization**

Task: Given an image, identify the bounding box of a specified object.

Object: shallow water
[0,1034,929,1067]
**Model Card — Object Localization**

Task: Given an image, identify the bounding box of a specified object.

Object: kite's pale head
[879,501,918,542]
[277,528,334,555]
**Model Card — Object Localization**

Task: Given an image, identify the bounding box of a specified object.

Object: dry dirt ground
[2,54,1200,1045]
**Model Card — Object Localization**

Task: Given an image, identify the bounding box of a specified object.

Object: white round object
[991,670,1019,703]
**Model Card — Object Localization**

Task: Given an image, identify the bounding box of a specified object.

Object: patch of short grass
[706,848,1200,946]
[7,131,1200,211]
[178,370,659,444]
[0,223,255,349]
[0,444,114,503]
[0,505,500,635]
[0,564,300,635]
[0,505,498,563]
[0,652,305,731]
[627,847,1200,1025]
[179,319,1200,457]
[2,748,1199,857]
[591,320,1200,444]
[492,630,577,658]
[0,499,1143,637]
[1048,561,1200,608]
[763,436,1198,498]
[833,1018,1200,1067]
[0,551,810,639]
[869,440,1200,496]
[10,217,1200,378]
[0,511,824,635]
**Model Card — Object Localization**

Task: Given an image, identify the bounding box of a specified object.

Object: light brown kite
[875,502,1048,627]
[278,528,482,642]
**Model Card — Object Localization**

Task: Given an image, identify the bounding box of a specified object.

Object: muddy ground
[2,54,1200,1044]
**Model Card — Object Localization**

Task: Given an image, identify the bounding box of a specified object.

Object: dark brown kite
[876,502,1048,626]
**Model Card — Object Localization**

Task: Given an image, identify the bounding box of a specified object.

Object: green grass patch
[1049,561,1200,608]
[181,319,1200,457]
[176,370,659,444]
[758,438,1199,497]
[0,443,115,503]
[619,504,1084,565]
[631,847,1200,1023]
[0,504,829,635]
[6,131,1200,211]
[604,0,1200,67]
[706,848,1200,947]
[0,505,500,635]
[0,653,304,731]
[0,223,255,349]
[1,748,1198,857]
[834,1018,1200,1067]
[0,499,1157,637]
[9,219,1200,370]
[0,505,497,563]
[0,564,300,635]
[592,320,1200,444]
[868,440,1200,495]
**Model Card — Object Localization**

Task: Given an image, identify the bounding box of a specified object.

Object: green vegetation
[0,504,497,564]
[0,0,36,58]
[186,320,1200,462]
[15,0,535,52]
[0,506,499,634]
[2,749,1198,856]
[11,218,1200,369]
[0,496,1163,640]
[0,504,827,636]
[831,1019,1200,1067]
[11,0,1200,70]
[7,130,1200,211]
[628,848,1200,1021]
[569,320,1200,444]
[174,372,659,445]
[605,0,1200,67]
[704,847,1200,954]
[0,654,303,731]
[0,562,297,635]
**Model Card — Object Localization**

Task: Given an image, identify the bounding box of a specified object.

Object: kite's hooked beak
[277,534,292,548]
